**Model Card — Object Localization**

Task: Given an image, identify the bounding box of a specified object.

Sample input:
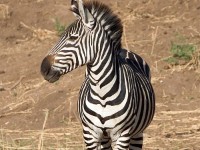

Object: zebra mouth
[44,71,61,83]
[47,75,60,83]
[41,66,61,83]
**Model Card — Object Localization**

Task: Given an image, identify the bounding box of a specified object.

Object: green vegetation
[54,18,66,36]
[165,34,197,65]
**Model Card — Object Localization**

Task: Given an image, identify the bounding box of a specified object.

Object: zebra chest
[84,101,130,128]
[80,89,131,129]
[79,74,132,127]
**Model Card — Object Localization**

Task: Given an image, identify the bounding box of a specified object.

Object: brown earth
[0,0,200,149]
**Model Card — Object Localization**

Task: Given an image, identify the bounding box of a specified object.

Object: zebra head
[41,0,96,83]
[41,0,122,83]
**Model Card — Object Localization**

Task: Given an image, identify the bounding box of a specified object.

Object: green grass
[54,18,66,36]
[165,34,197,65]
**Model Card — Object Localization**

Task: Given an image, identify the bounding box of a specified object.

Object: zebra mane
[72,1,123,49]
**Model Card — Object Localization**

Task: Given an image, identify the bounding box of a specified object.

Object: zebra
[41,0,155,149]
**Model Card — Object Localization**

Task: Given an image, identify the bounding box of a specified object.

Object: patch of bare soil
[0,0,200,149]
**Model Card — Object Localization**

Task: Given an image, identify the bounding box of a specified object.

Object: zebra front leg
[100,137,112,150]
[129,133,143,150]
[113,134,131,150]
[83,128,102,150]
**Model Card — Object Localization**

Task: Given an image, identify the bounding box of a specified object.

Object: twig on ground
[9,76,25,90]
[151,26,159,55]
[161,109,200,115]
[0,76,25,91]
[188,26,200,37]
[38,109,49,150]
[0,127,5,150]
[0,110,32,118]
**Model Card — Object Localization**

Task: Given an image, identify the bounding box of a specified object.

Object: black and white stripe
[41,0,155,149]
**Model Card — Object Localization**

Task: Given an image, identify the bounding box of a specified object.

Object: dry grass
[0,122,84,150]
[19,22,57,41]
[0,80,84,149]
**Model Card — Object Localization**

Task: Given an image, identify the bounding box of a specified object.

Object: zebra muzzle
[41,56,61,83]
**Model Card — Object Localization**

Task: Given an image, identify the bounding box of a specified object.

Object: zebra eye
[69,35,78,41]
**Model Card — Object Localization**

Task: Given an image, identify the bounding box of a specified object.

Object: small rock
[0,86,5,91]
[165,133,172,138]
[0,70,5,74]
[163,65,171,70]
[58,90,64,93]
[5,122,9,125]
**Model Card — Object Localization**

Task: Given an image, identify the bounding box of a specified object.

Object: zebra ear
[71,0,95,29]
[71,0,80,17]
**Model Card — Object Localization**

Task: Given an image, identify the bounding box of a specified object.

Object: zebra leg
[114,134,130,150]
[100,137,112,150]
[83,129,101,150]
[129,133,143,150]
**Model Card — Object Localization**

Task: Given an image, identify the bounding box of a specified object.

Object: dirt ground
[0,0,200,149]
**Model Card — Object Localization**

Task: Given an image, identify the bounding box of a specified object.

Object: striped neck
[86,42,120,100]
